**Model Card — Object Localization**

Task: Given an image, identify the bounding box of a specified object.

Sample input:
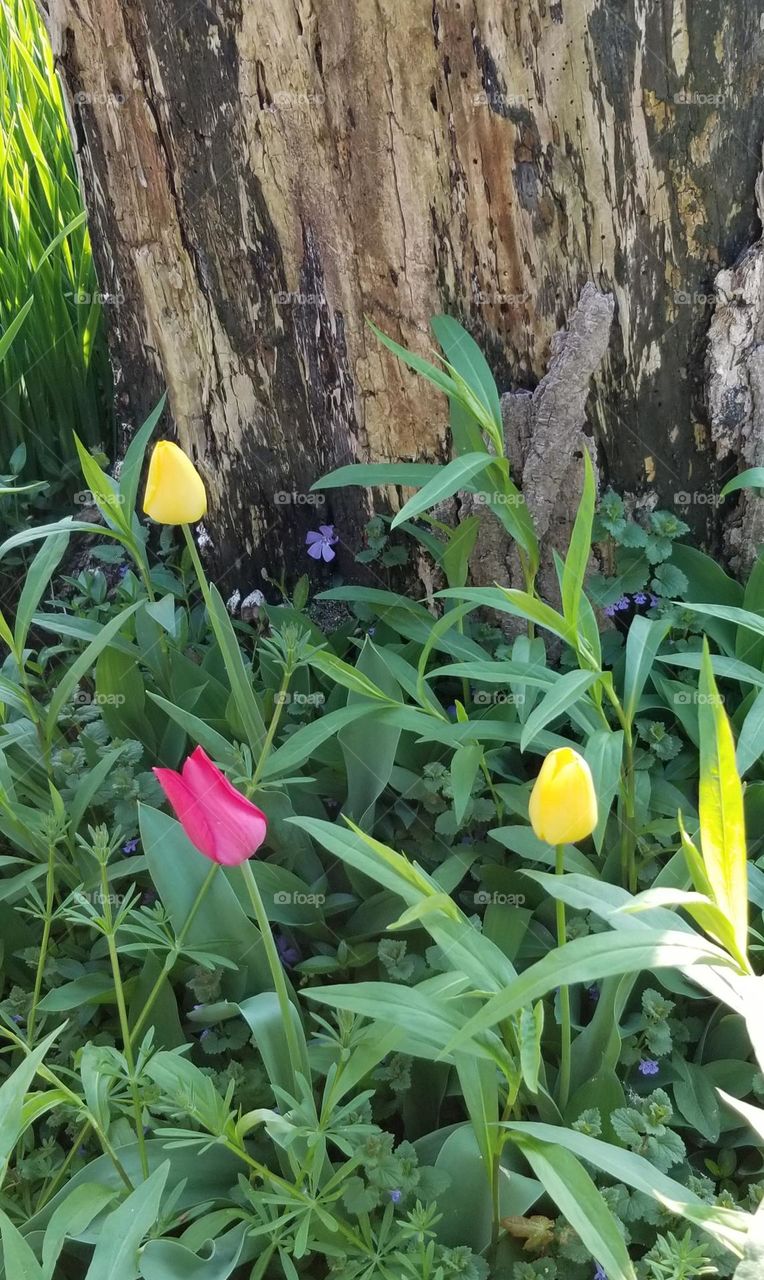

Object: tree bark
[45,0,764,591]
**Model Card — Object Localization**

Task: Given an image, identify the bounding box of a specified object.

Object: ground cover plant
[0,319,764,1280]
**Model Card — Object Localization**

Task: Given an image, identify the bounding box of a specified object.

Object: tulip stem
[555,843,571,1114]
[181,522,213,610]
[239,859,303,1079]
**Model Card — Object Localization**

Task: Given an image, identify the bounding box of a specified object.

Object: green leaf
[444,929,734,1053]
[673,1056,720,1142]
[519,1003,544,1094]
[697,641,749,966]
[391,453,498,529]
[437,587,577,647]
[508,1133,635,1280]
[441,515,481,588]
[74,434,130,536]
[44,601,142,744]
[139,1224,249,1280]
[304,978,505,1065]
[562,450,595,630]
[14,533,69,655]
[84,1162,170,1280]
[205,585,267,757]
[307,650,397,702]
[42,1184,118,1280]
[623,615,671,723]
[262,704,379,781]
[119,394,167,518]
[520,669,599,752]
[37,973,116,1012]
[451,743,483,826]
[431,314,502,434]
[0,1210,44,1280]
[146,693,240,769]
[502,1121,712,1239]
[584,730,624,853]
[736,687,764,777]
[0,1026,61,1181]
[453,1053,499,1188]
[311,462,442,491]
[721,468,764,499]
[0,295,34,363]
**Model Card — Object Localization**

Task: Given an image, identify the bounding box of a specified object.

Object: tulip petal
[153,766,219,861]
[180,746,268,865]
[144,441,207,525]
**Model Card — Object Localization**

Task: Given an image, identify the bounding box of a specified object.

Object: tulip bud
[154,745,267,865]
[143,441,207,524]
[528,747,598,846]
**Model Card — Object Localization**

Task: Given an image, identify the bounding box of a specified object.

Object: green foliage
[0,0,111,483]
[0,317,763,1278]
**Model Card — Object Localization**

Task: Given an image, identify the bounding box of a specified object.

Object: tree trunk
[45,0,764,592]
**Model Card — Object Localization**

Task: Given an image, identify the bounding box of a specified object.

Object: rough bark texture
[469,282,614,605]
[707,143,764,572]
[45,0,764,592]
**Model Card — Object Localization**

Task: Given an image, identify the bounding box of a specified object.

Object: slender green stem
[239,859,303,1075]
[251,666,291,791]
[181,522,212,608]
[620,730,637,893]
[99,862,149,1178]
[27,839,57,1044]
[555,842,571,1113]
[129,863,218,1046]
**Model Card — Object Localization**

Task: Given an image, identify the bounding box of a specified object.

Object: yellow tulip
[529,747,598,846]
[143,441,207,524]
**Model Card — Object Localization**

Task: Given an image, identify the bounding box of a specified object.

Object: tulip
[154,745,267,865]
[528,747,598,847]
[143,440,207,524]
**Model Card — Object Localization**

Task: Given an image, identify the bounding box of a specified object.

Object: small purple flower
[649,594,660,607]
[118,564,130,580]
[615,596,630,612]
[306,525,339,562]
[604,604,617,618]
[594,1266,608,1280]
[633,592,648,606]
[122,837,139,855]
[446,704,457,719]
[276,933,301,968]
[587,985,600,1003]
[639,1059,660,1077]
[389,1189,402,1204]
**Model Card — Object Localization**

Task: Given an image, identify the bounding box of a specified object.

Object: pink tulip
[153,745,267,866]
